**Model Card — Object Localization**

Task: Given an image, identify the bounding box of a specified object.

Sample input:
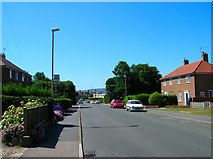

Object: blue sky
[2,2,211,90]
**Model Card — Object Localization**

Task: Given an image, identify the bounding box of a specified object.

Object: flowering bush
[54,104,63,112]
[54,105,63,121]
[28,127,45,143]
[1,99,46,145]
[21,98,45,108]
[1,105,24,144]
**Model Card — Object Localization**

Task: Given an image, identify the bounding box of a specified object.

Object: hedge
[148,92,178,107]
[123,95,135,105]
[2,83,51,97]
[54,98,72,112]
[134,94,150,105]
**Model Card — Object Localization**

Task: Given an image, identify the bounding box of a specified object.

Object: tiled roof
[160,60,213,80]
[0,56,32,76]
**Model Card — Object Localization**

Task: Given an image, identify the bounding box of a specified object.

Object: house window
[177,77,181,84]
[22,74,25,82]
[200,92,205,97]
[178,93,182,102]
[10,70,12,79]
[186,76,190,83]
[169,79,173,85]
[163,80,166,86]
[209,90,213,97]
[15,72,18,80]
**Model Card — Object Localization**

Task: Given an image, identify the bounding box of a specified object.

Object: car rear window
[114,101,122,103]
[131,101,141,104]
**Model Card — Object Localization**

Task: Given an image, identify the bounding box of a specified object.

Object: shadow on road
[83,124,138,129]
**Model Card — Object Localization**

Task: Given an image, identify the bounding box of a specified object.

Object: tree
[112,61,130,77]
[33,72,50,82]
[105,61,162,99]
[130,64,162,94]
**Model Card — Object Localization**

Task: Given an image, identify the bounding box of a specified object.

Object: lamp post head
[52,27,60,32]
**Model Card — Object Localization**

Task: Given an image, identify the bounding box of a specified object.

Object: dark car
[110,99,124,108]
[78,99,83,104]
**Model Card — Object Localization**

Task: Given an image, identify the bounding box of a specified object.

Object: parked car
[90,100,95,104]
[78,99,83,104]
[126,100,144,112]
[110,99,124,108]
[95,100,100,104]
[86,100,90,103]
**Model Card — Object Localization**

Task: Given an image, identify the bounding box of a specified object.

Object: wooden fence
[23,105,48,136]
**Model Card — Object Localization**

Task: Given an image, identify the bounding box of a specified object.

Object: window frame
[163,80,166,86]
[15,72,18,80]
[177,77,181,84]
[200,92,205,97]
[10,70,12,79]
[186,75,190,83]
[178,93,182,102]
[22,73,25,82]
[169,78,173,85]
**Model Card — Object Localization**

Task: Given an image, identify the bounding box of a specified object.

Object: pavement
[147,108,212,124]
[20,106,80,158]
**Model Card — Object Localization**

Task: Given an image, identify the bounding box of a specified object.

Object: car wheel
[129,109,132,112]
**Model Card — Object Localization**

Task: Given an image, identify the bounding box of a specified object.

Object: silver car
[95,100,100,104]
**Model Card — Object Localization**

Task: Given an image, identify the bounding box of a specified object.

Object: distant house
[160,52,213,106]
[0,53,32,86]
[93,92,106,99]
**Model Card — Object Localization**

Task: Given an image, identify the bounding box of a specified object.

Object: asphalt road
[81,103,212,158]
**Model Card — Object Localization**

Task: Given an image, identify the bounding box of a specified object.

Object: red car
[110,99,124,108]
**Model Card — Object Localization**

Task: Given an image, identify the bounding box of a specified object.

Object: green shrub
[2,95,55,121]
[134,94,150,105]
[167,95,178,105]
[123,95,135,105]
[149,92,166,107]
[2,83,51,97]
[54,98,72,112]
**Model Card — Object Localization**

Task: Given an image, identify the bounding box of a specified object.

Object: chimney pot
[1,53,6,59]
[183,59,189,65]
[201,52,208,63]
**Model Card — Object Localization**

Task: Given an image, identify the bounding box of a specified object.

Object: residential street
[81,103,212,158]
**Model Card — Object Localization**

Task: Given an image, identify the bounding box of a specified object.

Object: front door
[184,90,189,106]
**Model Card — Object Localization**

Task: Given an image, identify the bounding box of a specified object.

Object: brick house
[0,53,32,86]
[160,52,213,106]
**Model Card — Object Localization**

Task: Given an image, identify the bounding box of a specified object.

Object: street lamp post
[51,27,60,98]
[124,74,127,97]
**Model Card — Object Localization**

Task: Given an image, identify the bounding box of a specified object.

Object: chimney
[1,53,6,59]
[201,52,208,63]
[183,58,189,65]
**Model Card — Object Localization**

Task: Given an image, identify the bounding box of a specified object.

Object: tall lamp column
[51,27,60,98]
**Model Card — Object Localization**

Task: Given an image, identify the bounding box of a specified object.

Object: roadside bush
[2,83,51,97]
[167,95,178,105]
[134,94,150,105]
[123,95,135,105]
[149,92,166,107]
[54,98,72,112]
[2,95,55,121]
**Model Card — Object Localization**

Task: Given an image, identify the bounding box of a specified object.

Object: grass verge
[156,108,213,116]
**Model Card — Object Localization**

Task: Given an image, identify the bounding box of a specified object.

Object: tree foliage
[33,72,50,82]
[106,61,162,100]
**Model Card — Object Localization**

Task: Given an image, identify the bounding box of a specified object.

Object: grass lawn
[156,108,213,116]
